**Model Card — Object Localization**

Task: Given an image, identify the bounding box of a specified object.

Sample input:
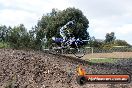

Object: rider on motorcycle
[59,20,75,44]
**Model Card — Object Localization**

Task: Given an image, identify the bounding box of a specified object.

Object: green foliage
[0,42,10,48]
[105,32,116,43]
[88,37,103,48]
[60,8,89,40]
[8,24,25,49]
[7,24,36,49]
[114,39,130,46]
[89,40,103,48]
[0,25,7,41]
[0,25,11,42]
[88,33,131,50]
[102,43,114,50]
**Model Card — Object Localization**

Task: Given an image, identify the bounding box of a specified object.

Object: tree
[114,39,130,46]
[58,8,89,40]
[36,7,90,48]
[88,36,103,48]
[8,24,29,49]
[0,25,8,42]
[105,32,116,43]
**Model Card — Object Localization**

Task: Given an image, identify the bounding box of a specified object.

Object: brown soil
[0,49,131,88]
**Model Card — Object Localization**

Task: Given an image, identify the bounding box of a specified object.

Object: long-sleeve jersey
[59,20,74,39]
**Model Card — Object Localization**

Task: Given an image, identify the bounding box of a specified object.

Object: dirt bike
[49,37,88,58]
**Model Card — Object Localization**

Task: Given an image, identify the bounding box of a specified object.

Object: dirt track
[82,52,132,59]
[0,49,132,88]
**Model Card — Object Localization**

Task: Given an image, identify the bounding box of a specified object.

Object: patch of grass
[0,42,10,48]
[88,58,117,63]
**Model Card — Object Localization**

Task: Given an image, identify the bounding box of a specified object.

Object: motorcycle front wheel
[72,46,86,58]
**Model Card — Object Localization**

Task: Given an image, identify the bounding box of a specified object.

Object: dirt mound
[0,49,131,88]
